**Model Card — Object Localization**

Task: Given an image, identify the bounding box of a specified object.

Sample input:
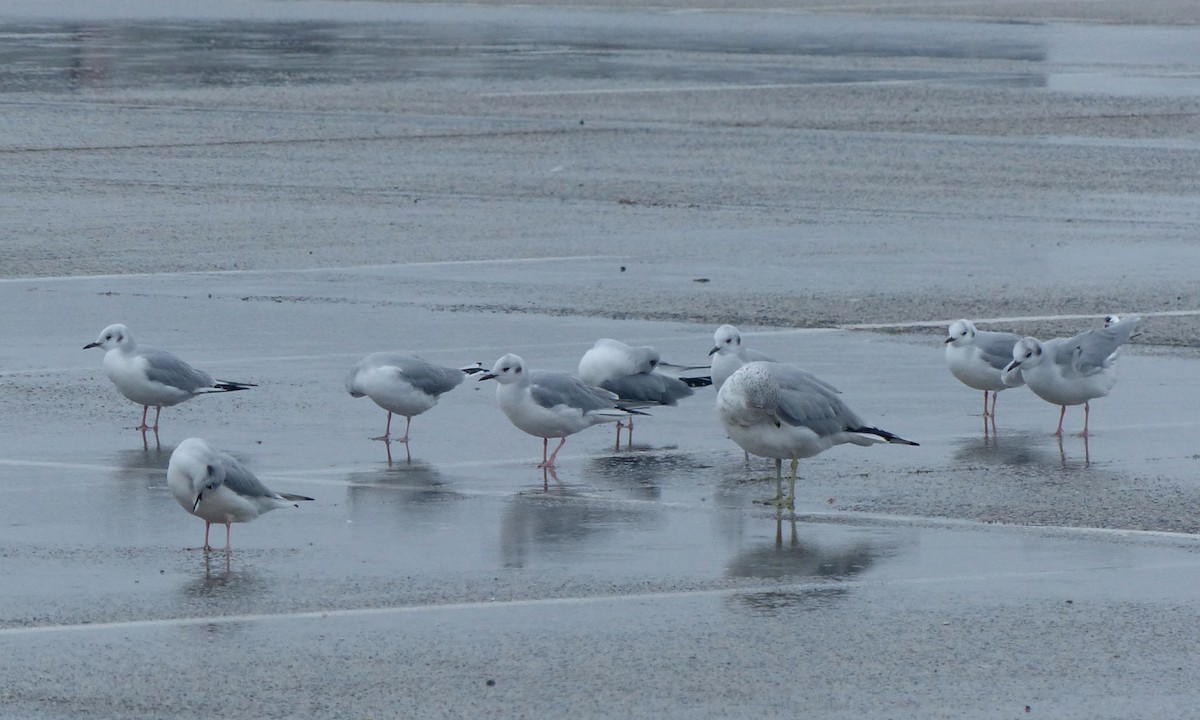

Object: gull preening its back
[944,319,1026,421]
[84,324,255,433]
[167,437,313,552]
[480,353,644,469]
[717,361,918,507]
[1003,315,1141,437]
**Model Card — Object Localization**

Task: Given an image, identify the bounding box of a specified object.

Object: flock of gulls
[83,314,1142,552]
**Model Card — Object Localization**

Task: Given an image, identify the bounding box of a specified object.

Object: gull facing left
[84,324,255,432]
[718,361,918,507]
[168,437,313,552]
[944,319,1026,420]
[346,352,483,458]
[480,353,644,469]
[1003,315,1141,436]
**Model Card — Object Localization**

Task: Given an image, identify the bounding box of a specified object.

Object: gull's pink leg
[614,422,622,451]
[1079,402,1091,437]
[540,437,549,466]
[135,405,151,431]
[224,523,232,553]
[990,391,999,419]
[626,416,634,446]
[540,437,568,469]
[371,412,393,441]
[398,415,412,444]
[982,390,990,418]
[1055,405,1067,436]
[151,406,162,431]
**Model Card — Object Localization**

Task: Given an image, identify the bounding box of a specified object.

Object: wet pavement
[2,1,1200,718]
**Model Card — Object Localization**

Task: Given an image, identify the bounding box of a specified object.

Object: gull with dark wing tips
[480,353,645,469]
[718,361,918,508]
[346,352,482,460]
[944,319,1026,421]
[167,437,313,552]
[1003,315,1141,437]
[84,324,254,432]
[578,338,709,448]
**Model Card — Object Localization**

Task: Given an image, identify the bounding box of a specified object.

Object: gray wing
[390,355,465,396]
[530,370,619,413]
[744,348,776,363]
[766,362,841,396]
[768,366,864,435]
[601,372,693,406]
[974,330,1022,371]
[140,346,215,392]
[349,352,465,397]
[216,451,278,499]
[1067,315,1140,373]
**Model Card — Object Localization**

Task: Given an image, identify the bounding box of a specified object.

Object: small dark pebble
[693,277,710,283]
[486,679,496,687]
[620,266,626,272]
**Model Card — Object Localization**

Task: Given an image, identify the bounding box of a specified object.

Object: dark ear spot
[514,366,522,373]
[206,464,215,477]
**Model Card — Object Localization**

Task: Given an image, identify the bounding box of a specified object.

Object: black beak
[83,342,100,349]
[707,346,719,356]
[478,373,496,382]
[1004,360,1020,373]
[943,337,954,344]
[192,493,202,512]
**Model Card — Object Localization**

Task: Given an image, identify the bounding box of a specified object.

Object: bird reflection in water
[727,510,882,614]
[499,486,659,569]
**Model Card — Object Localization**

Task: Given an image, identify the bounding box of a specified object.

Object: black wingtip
[459,362,486,375]
[680,375,714,388]
[213,381,256,392]
[852,426,919,446]
[617,406,652,416]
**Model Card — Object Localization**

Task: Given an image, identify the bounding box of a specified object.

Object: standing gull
[709,324,775,390]
[84,324,254,432]
[944,319,1026,420]
[167,437,313,552]
[578,338,709,448]
[346,352,482,459]
[1003,315,1140,437]
[479,353,644,469]
[717,361,918,507]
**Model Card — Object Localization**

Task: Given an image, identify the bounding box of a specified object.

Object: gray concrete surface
[1,1,1199,718]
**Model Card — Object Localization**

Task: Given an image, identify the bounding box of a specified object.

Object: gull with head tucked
[578,338,709,448]
[84,324,255,433]
[346,352,483,460]
[167,437,313,552]
[1003,315,1140,437]
[480,353,644,469]
[718,361,918,507]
